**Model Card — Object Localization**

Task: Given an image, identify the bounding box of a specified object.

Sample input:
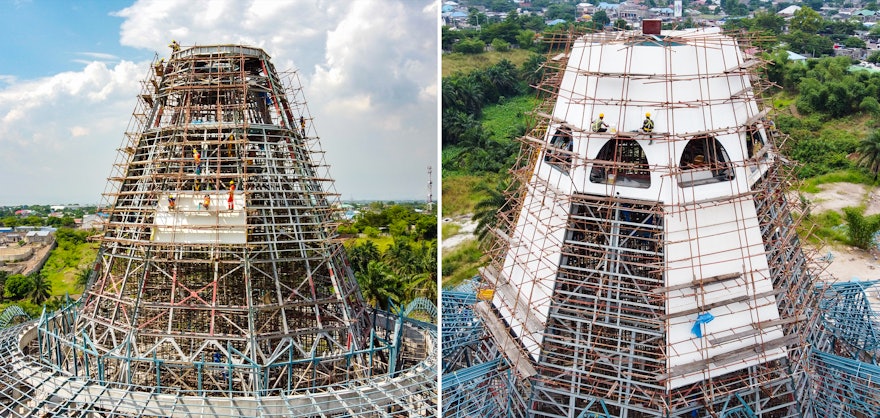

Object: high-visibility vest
[592,119,604,132]
[643,118,654,131]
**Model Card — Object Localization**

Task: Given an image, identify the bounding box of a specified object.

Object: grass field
[441,239,486,288]
[345,235,395,251]
[41,241,99,298]
[443,49,537,77]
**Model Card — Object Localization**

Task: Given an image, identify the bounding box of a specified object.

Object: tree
[467,8,488,27]
[403,242,437,303]
[356,260,402,309]
[491,38,510,52]
[472,181,516,243]
[843,36,866,49]
[348,241,380,273]
[76,268,93,290]
[0,270,7,301]
[5,274,33,300]
[516,30,536,49]
[856,129,880,180]
[868,51,880,64]
[28,274,51,305]
[520,53,546,89]
[480,60,520,102]
[545,3,576,21]
[592,10,611,27]
[452,38,486,54]
[860,97,880,115]
[789,7,823,34]
[752,11,785,35]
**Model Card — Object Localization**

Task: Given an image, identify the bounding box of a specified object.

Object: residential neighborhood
[443,0,880,63]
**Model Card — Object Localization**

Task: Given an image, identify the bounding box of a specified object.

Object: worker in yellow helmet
[169,40,180,52]
[591,113,609,132]
[642,112,654,133]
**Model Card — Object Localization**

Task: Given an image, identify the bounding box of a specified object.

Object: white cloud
[1,0,437,205]
[78,52,120,61]
[70,126,89,137]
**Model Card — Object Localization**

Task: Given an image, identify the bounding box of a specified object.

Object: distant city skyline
[0,0,438,205]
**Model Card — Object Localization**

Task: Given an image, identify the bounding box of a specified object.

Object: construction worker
[169,40,180,52]
[641,112,654,133]
[203,195,211,210]
[300,116,307,137]
[591,113,609,132]
[193,148,202,175]
[227,181,236,210]
[168,195,176,210]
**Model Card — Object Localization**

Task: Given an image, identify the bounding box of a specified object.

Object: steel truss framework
[809,281,880,416]
[0,44,436,417]
[441,280,529,418]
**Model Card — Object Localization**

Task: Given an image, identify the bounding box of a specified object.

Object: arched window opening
[678,135,734,187]
[545,127,574,171]
[589,137,650,188]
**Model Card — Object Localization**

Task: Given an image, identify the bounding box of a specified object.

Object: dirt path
[442,215,477,251]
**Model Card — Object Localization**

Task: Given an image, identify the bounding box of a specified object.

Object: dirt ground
[801,182,880,216]
[800,182,880,282]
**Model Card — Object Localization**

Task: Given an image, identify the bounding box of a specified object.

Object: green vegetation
[799,208,848,246]
[342,203,437,310]
[842,207,880,250]
[441,239,485,288]
[799,171,873,194]
[40,228,99,297]
[0,228,97,317]
[442,223,462,240]
[443,49,536,77]
[442,175,497,216]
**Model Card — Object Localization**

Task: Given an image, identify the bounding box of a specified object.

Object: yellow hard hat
[646,112,651,117]
[599,113,604,118]
[230,181,234,184]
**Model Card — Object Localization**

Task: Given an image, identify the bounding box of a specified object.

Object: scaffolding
[0,44,436,417]
[450,27,827,417]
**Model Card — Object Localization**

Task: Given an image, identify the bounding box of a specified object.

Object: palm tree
[356,260,402,310]
[76,268,93,290]
[347,241,380,273]
[384,238,415,276]
[472,180,516,244]
[403,242,438,303]
[856,130,880,181]
[28,273,52,305]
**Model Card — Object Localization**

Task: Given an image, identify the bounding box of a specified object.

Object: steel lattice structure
[0,44,436,417]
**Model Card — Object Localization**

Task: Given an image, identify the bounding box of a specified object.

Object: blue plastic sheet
[692,312,715,338]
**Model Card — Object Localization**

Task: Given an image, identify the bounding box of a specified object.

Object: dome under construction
[0,44,436,417]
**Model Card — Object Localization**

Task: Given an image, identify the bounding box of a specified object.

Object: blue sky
[0,1,145,77]
[0,0,438,205]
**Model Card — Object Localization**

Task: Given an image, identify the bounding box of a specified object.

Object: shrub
[453,38,485,54]
[491,38,510,52]
[842,207,880,250]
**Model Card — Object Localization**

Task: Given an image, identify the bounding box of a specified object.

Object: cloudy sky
[0,0,438,205]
